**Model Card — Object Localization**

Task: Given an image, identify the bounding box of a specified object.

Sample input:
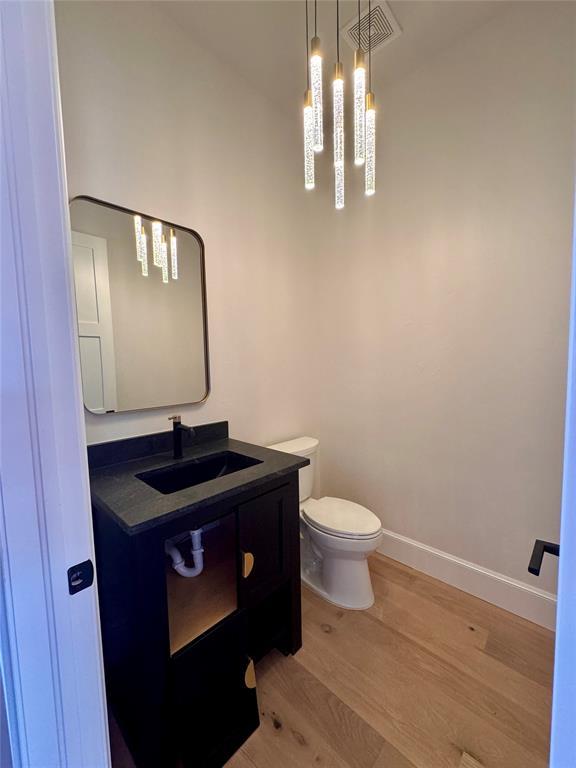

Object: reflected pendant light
[310,0,323,152]
[353,0,365,166]
[365,0,376,195]
[152,221,163,267]
[303,0,315,189]
[134,215,143,261]
[160,234,169,284]
[134,215,149,276]
[170,228,178,280]
[333,0,344,209]
[140,226,149,276]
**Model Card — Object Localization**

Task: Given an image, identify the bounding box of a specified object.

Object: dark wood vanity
[88,422,307,768]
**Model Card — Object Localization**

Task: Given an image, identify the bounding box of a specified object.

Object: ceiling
[162,1,514,114]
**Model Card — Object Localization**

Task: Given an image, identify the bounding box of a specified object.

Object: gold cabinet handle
[244,658,256,689]
[242,551,254,578]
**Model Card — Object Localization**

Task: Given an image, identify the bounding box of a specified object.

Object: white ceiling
[162,1,514,114]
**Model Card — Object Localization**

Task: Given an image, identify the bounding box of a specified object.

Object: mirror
[69,197,209,414]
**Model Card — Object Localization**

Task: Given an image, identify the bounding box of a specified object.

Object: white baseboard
[377,528,557,631]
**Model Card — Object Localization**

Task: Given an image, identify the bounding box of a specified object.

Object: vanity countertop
[88,422,308,535]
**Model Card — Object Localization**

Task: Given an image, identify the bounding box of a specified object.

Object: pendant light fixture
[140,226,149,276]
[170,228,178,280]
[160,234,169,284]
[301,0,377,203]
[134,215,142,262]
[353,0,366,166]
[365,0,376,195]
[133,215,148,276]
[303,0,315,190]
[310,0,323,153]
[152,220,163,267]
[333,0,344,209]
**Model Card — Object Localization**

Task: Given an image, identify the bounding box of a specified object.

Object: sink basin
[136,451,262,495]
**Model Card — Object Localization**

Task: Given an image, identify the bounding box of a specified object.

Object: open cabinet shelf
[165,514,238,655]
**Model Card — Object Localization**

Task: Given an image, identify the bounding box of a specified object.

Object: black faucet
[168,415,195,460]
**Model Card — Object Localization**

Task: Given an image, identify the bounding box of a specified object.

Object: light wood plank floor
[227,554,554,768]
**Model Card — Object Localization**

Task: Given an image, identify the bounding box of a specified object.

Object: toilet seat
[301,497,382,540]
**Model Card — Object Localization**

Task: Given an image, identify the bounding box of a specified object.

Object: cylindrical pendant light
[333,64,344,209]
[333,0,344,209]
[152,221,163,267]
[170,228,178,280]
[365,0,376,195]
[353,0,365,166]
[304,89,315,189]
[365,92,375,195]
[310,0,323,152]
[140,226,149,276]
[134,215,143,262]
[303,0,315,190]
[160,234,169,284]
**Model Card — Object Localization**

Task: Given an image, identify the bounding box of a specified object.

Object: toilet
[267,437,383,610]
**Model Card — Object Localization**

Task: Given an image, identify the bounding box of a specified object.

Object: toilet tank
[267,436,318,502]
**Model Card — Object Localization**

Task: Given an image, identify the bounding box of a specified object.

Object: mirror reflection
[69,197,209,414]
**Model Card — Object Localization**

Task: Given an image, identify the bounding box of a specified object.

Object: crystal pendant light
[365,0,376,195]
[170,228,178,280]
[365,93,375,195]
[160,234,169,284]
[140,226,149,276]
[152,221,163,267]
[134,215,143,261]
[353,0,365,166]
[303,0,315,189]
[304,89,315,190]
[310,0,323,153]
[134,215,149,276]
[333,0,344,209]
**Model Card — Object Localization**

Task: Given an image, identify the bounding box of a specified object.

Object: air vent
[343,2,402,54]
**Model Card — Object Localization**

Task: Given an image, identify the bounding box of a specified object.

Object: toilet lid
[302,497,381,538]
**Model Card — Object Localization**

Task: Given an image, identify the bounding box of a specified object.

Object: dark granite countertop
[88,423,308,535]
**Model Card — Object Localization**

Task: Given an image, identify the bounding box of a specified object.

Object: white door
[72,232,118,414]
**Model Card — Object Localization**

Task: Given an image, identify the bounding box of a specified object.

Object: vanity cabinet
[92,465,302,768]
[171,613,259,768]
[238,485,291,607]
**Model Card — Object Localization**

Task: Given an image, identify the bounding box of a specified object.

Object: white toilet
[267,437,383,610]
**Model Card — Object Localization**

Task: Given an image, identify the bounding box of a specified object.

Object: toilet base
[301,568,376,611]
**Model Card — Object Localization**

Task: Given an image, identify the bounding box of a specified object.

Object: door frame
[0,2,110,766]
[550,188,576,763]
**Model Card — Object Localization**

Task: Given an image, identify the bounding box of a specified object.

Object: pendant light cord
[368,0,372,90]
[314,0,317,36]
[305,0,310,88]
[336,0,340,62]
[357,0,361,48]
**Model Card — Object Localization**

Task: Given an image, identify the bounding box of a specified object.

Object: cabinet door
[238,485,291,606]
[171,613,259,768]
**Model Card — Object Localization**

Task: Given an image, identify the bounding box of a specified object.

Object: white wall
[55,0,316,447]
[309,2,575,600]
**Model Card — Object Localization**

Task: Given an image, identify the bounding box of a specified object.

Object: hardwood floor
[226,554,554,768]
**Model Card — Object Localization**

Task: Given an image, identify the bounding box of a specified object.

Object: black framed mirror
[69,196,210,414]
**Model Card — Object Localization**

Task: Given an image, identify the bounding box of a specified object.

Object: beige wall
[56,0,316,446]
[309,2,575,595]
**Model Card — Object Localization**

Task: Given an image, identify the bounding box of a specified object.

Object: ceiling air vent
[343,2,402,54]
